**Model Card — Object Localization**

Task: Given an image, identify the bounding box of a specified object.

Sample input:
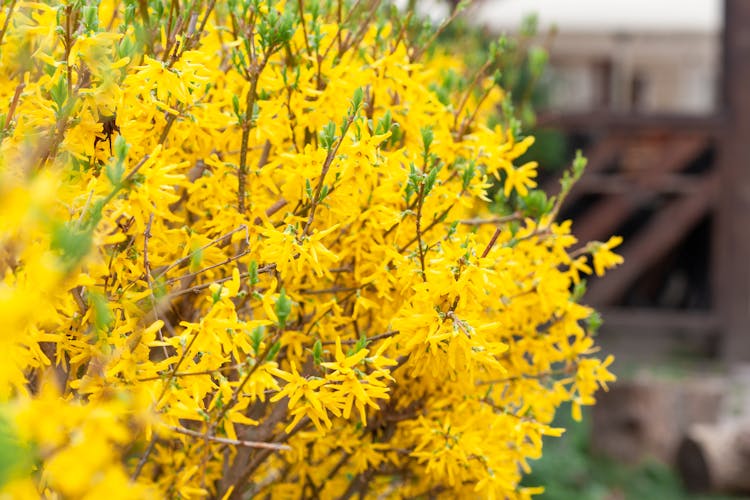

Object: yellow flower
[593,235,625,276]
[0,1,618,497]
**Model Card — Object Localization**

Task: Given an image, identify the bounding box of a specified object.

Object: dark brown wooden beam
[571,134,712,242]
[587,174,717,306]
[599,308,720,337]
[597,308,720,364]
[541,134,624,199]
[717,0,750,360]
[575,174,713,195]
[538,112,724,134]
[573,195,635,243]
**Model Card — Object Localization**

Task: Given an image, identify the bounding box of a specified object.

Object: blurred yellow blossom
[0,0,619,498]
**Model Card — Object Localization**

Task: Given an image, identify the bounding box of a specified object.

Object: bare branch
[168,425,292,451]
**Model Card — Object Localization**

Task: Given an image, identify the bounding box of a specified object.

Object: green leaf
[265,340,281,361]
[319,184,330,201]
[113,134,129,162]
[0,412,34,488]
[420,126,434,156]
[82,5,98,32]
[189,247,203,272]
[152,276,167,300]
[572,279,587,302]
[350,87,364,115]
[248,260,259,286]
[423,163,442,197]
[320,121,337,150]
[573,150,588,179]
[585,311,602,335]
[528,46,548,78]
[212,284,224,304]
[232,94,242,122]
[354,335,367,353]
[312,339,323,365]
[375,110,392,135]
[89,290,113,332]
[49,76,67,116]
[461,160,476,190]
[520,189,549,218]
[250,325,265,355]
[105,161,124,187]
[51,221,92,270]
[274,288,292,329]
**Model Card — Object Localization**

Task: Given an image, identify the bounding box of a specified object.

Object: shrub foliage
[0,0,619,498]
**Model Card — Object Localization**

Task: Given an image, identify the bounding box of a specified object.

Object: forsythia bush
[0,0,621,498]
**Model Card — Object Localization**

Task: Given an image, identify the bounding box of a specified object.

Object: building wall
[542,31,720,114]
[470,0,722,115]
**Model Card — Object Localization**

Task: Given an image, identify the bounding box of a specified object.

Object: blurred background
[409,0,750,498]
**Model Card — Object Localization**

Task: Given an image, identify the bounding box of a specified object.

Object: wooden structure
[536,0,750,361]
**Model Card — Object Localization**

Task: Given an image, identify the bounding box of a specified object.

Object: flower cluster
[0,0,618,498]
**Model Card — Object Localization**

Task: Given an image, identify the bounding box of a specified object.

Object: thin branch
[475,364,576,386]
[321,330,399,346]
[410,0,471,62]
[229,416,311,496]
[296,0,313,58]
[137,363,244,382]
[480,227,502,258]
[211,331,281,429]
[168,425,291,451]
[238,65,263,212]
[397,203,455,253]
[414,183,427,280]
[131,433,158,480]
[459,213,521,226]
[452,59,492,133]
[254,196,287,225]
[299,286,361,295]
[158,112,179,144]
[455,80,495,140]
[2,81,24,134]
[166,269,271,298]
[303,114,356,236]
[153,225,249,280]
[164,249,251,285]
[143,212,170,360]
[0,0,18,48]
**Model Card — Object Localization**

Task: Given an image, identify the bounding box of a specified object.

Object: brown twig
[455,81,495,140]
[299,286,361,295]
[131,433,158,480]
[475,364,576,386]
[296,0,313,58]
[409,0,471,62]
[227,416,311,498]
[238,69,262,212]
[166,269,271,298]
[153,225,249,280]
[452,59,492,133]
[303,114,356,236]
[480,227,502,258]
[143,213,170,360]
[168,425,291,451]
[459,213,521,226]
[3,81,24,134]
[320,330,399,346]
[414,182,427,280]
[0,0,17,48]
[137,363,245,382]
[163,249,252,286]
[397,203,455,253]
